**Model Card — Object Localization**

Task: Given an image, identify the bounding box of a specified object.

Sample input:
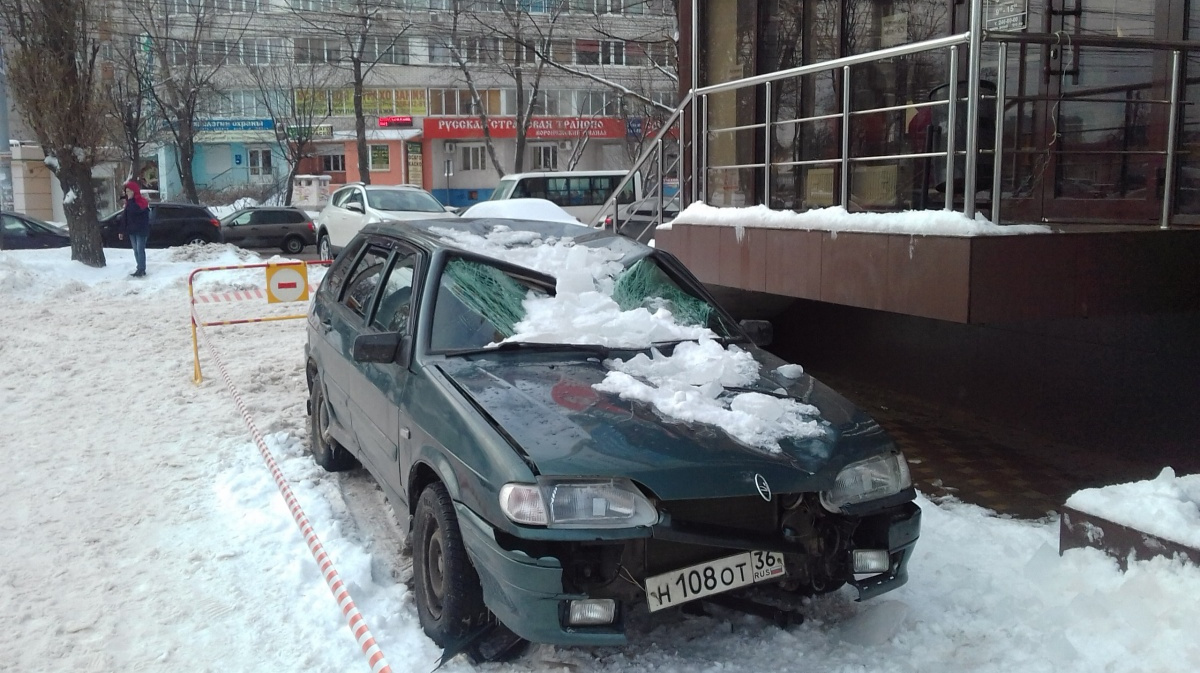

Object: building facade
[656,0,1200,468]
[75,1,678,209]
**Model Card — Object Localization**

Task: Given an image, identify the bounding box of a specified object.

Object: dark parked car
[305,217,919,660]
[220,206,316,254]
[1,211,70,250]
[100,202,222,248]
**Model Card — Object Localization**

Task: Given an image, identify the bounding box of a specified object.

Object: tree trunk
[513,70,526,173]
[57,155,106,268]
[353,59,369,185]
[178,133,199,203]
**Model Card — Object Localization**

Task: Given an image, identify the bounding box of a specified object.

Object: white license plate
[644,550,787,612]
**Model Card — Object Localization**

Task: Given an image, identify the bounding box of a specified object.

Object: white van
[488,170,642,225]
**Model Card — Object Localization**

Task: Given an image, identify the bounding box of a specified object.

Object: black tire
[282,235,306,255]
[185,233,211,246]
[318,233,333,260]
[308,376,359,472]
[413,482,490,648]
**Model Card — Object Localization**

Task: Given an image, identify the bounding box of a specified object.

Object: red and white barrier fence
[193,314,392,673]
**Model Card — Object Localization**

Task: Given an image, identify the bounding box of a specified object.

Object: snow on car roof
[459,198,582,224]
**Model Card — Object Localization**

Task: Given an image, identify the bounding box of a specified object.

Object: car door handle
[318,317,332,332]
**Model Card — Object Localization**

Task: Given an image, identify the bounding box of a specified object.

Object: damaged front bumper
[455,498,921,647]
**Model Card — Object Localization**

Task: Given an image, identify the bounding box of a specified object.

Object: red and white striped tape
[195,288,266,303]
[194,322,392,673]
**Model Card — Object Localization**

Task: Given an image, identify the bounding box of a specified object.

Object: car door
[322,187,359,248]
[246,210,281,248]
[308,237,367,453]
[318,241,394,474]
[222,210,254,247]
[347,246,423,493]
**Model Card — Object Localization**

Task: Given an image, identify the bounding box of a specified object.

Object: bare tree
[0,0,107,267]
[289,0,409,185]
[103,31,160,187]
[123,0,253,203]
[432,1,574,176]
[246,61,337,205]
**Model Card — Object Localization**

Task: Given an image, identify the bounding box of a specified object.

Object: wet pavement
[816,374,1164,520]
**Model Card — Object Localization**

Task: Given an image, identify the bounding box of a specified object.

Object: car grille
[643,495,779,575]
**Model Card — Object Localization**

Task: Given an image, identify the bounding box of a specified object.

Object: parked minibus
[488,170,642,224]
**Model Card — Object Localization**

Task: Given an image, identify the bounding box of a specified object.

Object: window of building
[370,145,390,171]
[457,36,502,64]
[240,38,282,65]
[576,90,618,116]
[364,36,409,65]
[290,0,336,11]
[427,38,452,64]
[249,148,273,181]
[571,0,643,15]
[461,145,487,171]
[429,89,500,116]
[321,154,347,172]
[295,38,340,64]
[533,145,558,171]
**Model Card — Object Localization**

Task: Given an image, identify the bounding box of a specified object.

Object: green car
[304,217,920,660]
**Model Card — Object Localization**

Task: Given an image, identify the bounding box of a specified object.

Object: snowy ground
[2,244,1198,673]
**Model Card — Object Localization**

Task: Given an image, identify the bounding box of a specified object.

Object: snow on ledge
[664,203,1053,238]
[1065,467,1200,550]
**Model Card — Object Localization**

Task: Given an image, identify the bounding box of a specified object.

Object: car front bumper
[455,499,921,647]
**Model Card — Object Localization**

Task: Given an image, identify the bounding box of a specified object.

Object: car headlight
[499,478,658,528]
[820,452,912,512]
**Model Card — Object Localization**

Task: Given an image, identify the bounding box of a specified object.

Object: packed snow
[2,242,1199,673]
[667,202,1054,237]
[1066,468,1200,549]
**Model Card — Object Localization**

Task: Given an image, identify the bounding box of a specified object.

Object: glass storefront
[696,0,1200,224]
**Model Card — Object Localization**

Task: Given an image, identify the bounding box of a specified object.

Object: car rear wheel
[318,233,332,260]
[185,233,212,246]
[282,235,306,255]
[413,482,491,647]
[308,376,359,472]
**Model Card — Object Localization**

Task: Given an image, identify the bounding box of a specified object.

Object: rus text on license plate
[644,550,786,612]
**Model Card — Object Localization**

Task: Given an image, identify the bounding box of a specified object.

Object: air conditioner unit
[557,140,574,151]
[444,141,457,153]
[429,11,443,23]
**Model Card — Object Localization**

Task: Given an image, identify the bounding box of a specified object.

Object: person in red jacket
[118,180,151,277]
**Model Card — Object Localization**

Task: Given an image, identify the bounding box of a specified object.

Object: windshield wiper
[444,341,611,357]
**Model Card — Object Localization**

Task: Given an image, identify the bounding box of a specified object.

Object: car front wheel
[308,376,359,472]
[282,235,306,255]
[413,482,490,647]
[317,233,332,260]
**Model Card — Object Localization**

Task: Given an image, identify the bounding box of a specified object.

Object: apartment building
[5,1,677,215]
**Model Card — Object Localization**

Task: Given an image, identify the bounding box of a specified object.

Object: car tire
[413,482,491,648]
[318,233,332,260]
[185,233,211,246]
[282,235,306,255]
[308,376,359,472]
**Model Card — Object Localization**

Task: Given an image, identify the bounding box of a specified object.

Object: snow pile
[667,203,1053,237]
[1066,467,1200,549]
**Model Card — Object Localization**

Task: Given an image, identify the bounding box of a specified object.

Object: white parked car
[315,183,456,259]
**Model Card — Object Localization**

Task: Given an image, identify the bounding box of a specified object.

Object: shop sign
[286,124,333,139]
[424,116,626,140]
[197,118,274,131]
[379,115,414,127]
[985,0,1027,31]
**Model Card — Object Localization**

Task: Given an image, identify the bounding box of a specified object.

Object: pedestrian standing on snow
[119,180,150,277]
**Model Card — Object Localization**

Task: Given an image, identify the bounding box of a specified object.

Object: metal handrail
[605,0,1200,235]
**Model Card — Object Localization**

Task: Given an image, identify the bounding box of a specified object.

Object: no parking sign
[265,262,309,303]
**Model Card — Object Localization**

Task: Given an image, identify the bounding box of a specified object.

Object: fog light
[853,549,891,574]
[568,599,616,625]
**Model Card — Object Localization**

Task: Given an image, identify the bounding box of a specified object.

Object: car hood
[436,353,895,501]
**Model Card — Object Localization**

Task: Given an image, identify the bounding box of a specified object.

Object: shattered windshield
[428,254,737,353]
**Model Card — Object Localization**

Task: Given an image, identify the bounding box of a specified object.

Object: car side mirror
[351,332,408,365]
[345,202,365,214]
[739,319,774,347]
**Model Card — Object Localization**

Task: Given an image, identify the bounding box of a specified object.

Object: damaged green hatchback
[305,216,920,659]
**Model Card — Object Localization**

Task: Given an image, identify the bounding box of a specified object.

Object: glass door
[1036,0,1167,222]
